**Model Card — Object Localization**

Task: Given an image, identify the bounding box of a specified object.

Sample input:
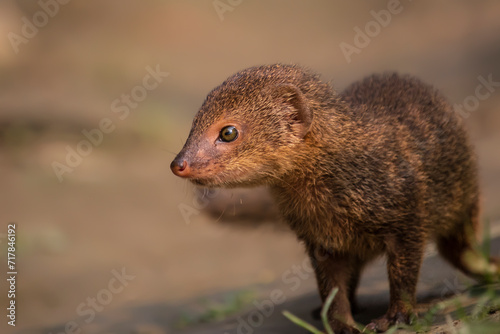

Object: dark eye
[219,125,238,142]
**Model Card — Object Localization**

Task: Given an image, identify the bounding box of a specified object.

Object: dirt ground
[0,1,499,334]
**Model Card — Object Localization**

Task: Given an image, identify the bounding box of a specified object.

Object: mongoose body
[171,64,498,333]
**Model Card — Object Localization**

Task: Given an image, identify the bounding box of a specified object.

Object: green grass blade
[481,219,491,259]
[282,311,324,334]
[321,287,339,334]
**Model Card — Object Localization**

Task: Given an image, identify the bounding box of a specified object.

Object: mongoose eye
[219,126,238,142]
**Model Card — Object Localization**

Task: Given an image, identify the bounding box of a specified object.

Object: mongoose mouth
[170,156,223,184]
[190,177,210,186]
[170,157,224,186]
[188,175,239,188]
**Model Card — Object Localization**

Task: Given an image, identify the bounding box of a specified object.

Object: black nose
[170,159,191,178]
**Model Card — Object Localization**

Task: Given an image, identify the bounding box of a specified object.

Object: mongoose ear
[270,84,313,138]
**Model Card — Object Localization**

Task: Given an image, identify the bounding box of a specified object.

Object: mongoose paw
[310,309,361,333]
[366,311,411,332]
[312,302,362,320]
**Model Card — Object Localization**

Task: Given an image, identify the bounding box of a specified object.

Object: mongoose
[170,64,499,333]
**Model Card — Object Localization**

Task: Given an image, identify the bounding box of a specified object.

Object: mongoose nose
[170,159,191,178]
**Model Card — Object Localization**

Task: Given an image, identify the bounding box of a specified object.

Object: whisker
[214,202,227,223]
[158,147,179,156]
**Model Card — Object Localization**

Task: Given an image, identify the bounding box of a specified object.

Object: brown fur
[171,64,498,333]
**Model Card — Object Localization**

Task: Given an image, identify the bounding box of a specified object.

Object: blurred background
[0,1,499,333]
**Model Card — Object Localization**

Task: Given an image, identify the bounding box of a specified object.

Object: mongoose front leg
[367,234,424,332]
[307,245,360,334]
[347,258,365,314]
[311,257,365,320]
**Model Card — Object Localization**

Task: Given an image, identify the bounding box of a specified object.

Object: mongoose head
[170,64,322,188]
